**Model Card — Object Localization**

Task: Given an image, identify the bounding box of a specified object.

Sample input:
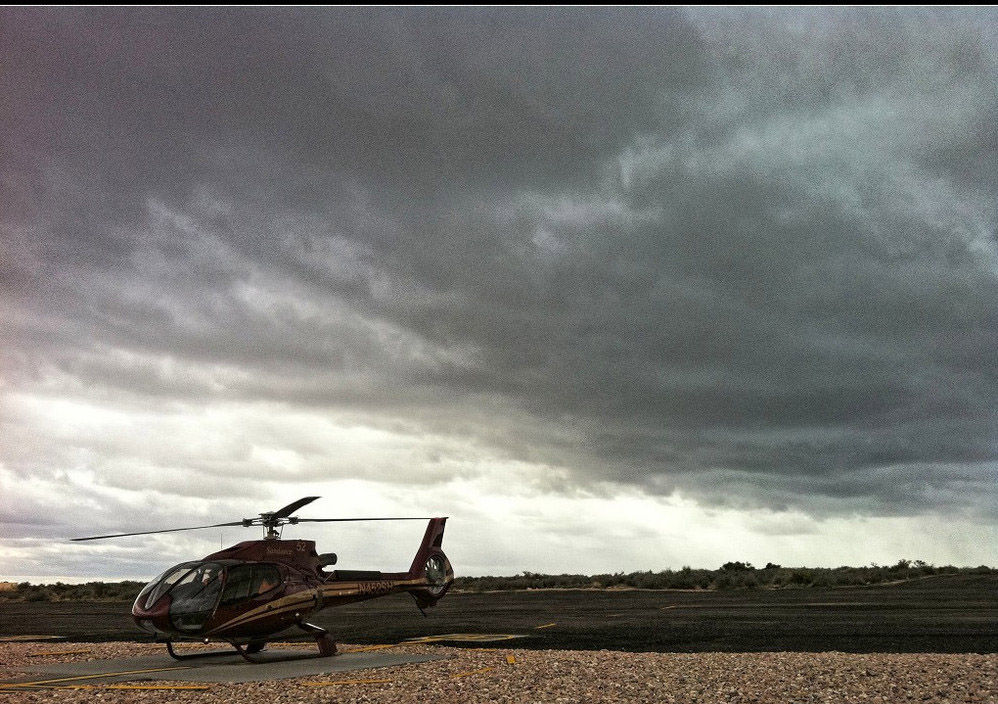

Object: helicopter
[72,497,453,661]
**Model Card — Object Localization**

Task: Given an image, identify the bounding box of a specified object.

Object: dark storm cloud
[2,7,997,524]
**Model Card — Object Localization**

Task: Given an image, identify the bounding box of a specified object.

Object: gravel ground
[1,642,996,703]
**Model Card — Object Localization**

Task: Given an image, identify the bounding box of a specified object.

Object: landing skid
[163,623,337,663]
[164,640,239,661]
[233,635,335,662]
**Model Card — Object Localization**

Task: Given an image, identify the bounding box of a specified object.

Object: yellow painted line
[43,684,210,691]
[341,644,398,653]
[27,649,92,657]
[48,686,100,691]
[450,667,494,679]
[535,622,556,629]
[0,665,192,688]
[406,633,523,643]
[506,654,516,664]
[0,686,55,691]
[304,678,392,687]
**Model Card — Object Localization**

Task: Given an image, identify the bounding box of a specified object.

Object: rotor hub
[242,513,293,540]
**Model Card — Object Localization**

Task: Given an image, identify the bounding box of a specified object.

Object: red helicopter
[72,497,453,661]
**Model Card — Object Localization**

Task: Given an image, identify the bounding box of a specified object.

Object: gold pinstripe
[210,594,318,633]
[208,576,452,634]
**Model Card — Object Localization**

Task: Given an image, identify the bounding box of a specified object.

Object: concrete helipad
[7,648,448,685]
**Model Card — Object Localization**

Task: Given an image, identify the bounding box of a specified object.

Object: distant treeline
[0,581,146,602]
[452,561,997,592]
[2,561,995,601]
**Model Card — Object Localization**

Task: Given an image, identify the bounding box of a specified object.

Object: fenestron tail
[406,517,453,608]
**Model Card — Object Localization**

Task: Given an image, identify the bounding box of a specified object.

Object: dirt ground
[1,641,996,703]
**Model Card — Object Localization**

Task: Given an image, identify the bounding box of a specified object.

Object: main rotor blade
[71,521,245,542]
[295,517,442,523]
[272,496,321,519]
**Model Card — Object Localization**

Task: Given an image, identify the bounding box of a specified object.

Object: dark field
[1,574,995,653]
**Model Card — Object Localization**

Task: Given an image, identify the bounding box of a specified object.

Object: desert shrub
[789,570,812,587]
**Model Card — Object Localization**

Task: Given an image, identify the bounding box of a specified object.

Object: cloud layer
[2,8,996,577]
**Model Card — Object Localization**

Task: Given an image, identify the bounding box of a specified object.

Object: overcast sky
[2,8,997,582]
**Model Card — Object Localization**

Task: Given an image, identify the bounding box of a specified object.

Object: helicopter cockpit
[135,560,283,634]
[135,561,225,632]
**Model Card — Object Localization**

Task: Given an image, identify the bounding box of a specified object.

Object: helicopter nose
[132,593,172,634]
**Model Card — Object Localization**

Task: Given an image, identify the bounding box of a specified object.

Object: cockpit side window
[220,564,282,606]
[255,565,281,595]
[220,565,254,605]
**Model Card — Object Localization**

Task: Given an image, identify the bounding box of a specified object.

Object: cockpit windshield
[136,561,200,610]
[167,562,224,632]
